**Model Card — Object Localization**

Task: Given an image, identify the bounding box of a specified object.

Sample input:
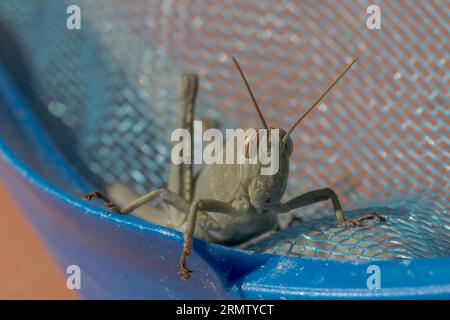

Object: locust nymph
[83,56,385,280]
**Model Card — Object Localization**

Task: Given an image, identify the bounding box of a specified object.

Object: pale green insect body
[83,56,385,280]
[173,128,292,245]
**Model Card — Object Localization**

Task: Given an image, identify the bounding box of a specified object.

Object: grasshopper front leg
[277,188,385,227]
[180,199,239,280]
[84,191,238,280]
[83,188,190,215]
[83,191,122,212]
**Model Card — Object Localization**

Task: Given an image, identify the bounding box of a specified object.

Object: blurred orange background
[0,177,78,299]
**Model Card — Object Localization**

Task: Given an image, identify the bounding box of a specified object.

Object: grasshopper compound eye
[243,129,265,159]
[243,128,293,160]
[278,128,293,157]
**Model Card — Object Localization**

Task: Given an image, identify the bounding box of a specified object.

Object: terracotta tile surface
[0,177,78,300]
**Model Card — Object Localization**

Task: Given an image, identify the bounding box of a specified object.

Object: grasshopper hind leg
[83,74,198,222]
[166,74,199,228]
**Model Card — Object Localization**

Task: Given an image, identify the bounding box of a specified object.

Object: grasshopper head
[244,128,292,210]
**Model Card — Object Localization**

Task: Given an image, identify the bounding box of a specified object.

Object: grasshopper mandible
[83,56,385,280]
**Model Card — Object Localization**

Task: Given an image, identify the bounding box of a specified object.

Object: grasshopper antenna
[283,56,359,143]
[232,56,269,130]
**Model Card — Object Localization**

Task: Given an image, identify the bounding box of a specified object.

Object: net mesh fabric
[0,0,448,261]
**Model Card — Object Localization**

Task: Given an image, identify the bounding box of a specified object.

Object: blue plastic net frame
[0,0,449,298]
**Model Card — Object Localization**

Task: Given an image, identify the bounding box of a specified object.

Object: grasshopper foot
[179,262,192,280]
[341,212,386,227]
[83,191,121,212]
[179,236,193,280]
[179,251,193,280]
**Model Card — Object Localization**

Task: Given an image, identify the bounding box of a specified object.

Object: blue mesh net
[0,0,448,260]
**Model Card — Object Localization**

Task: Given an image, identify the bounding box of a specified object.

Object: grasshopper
[84,56,385,280]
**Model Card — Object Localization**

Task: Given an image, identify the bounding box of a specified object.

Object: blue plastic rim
[1,62,450,299]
